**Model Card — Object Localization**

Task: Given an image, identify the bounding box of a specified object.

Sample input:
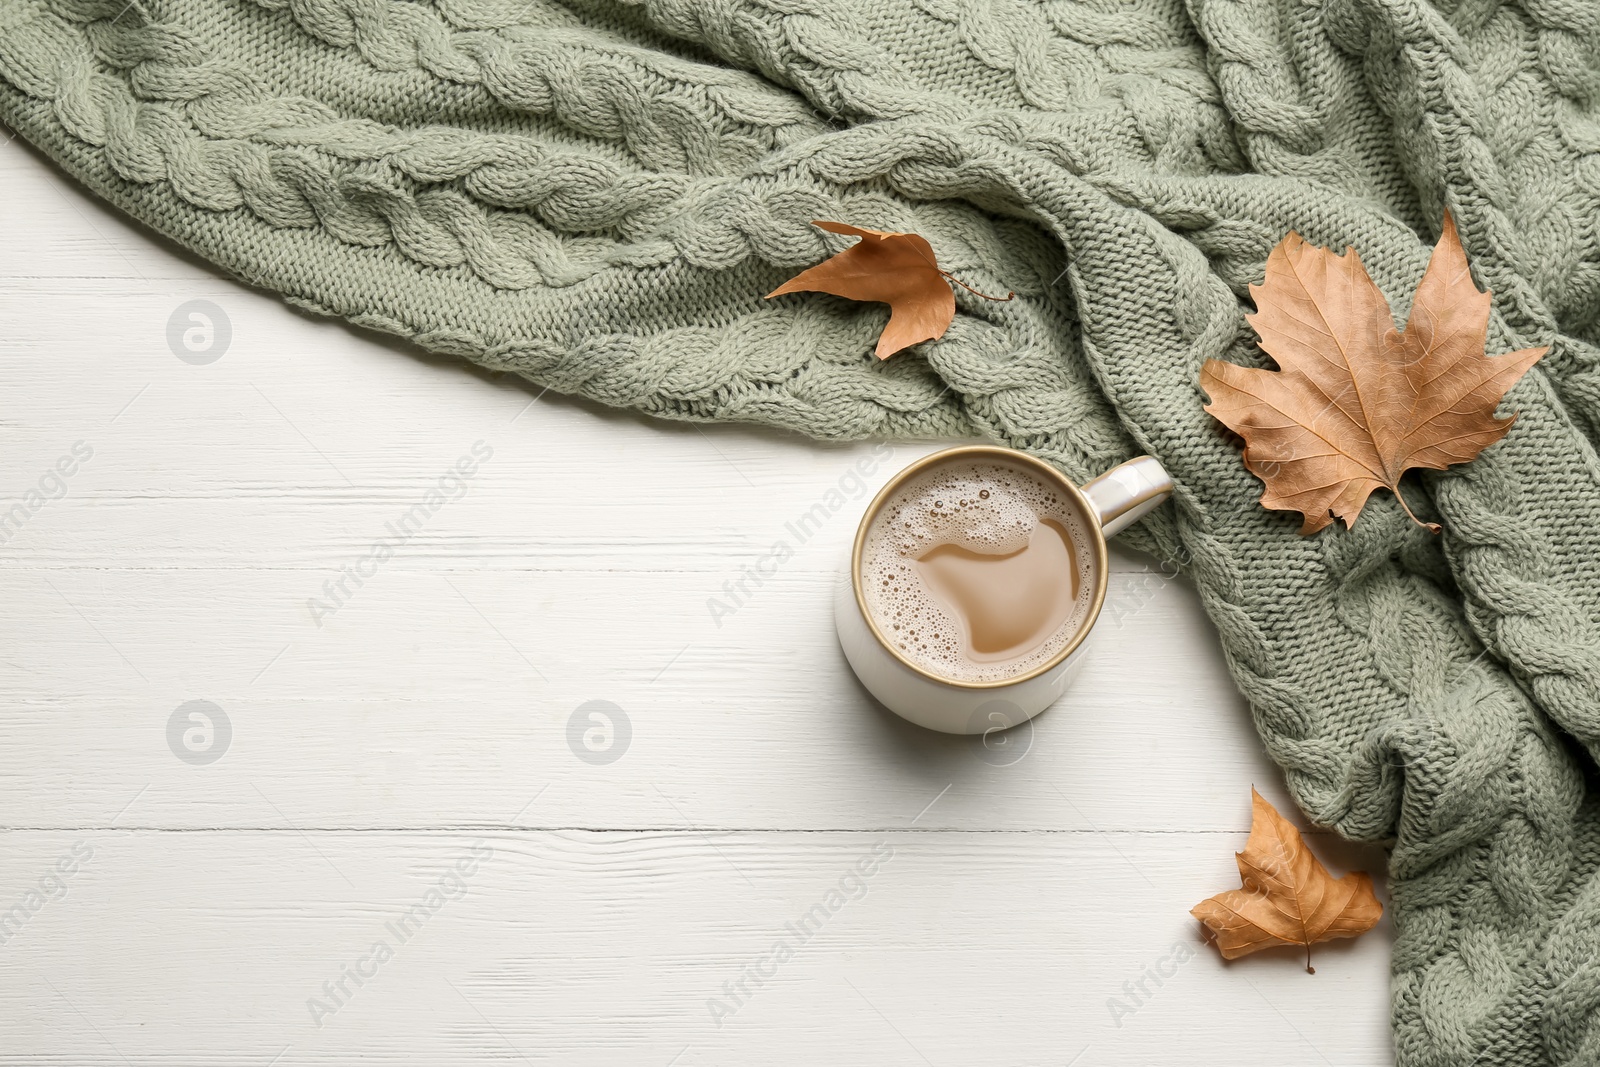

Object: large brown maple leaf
[1200,213,1545,534]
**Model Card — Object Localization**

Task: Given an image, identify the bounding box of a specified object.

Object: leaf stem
[1392,483,1442,534]
[937,269,1014,303]
[894,233,1014,303]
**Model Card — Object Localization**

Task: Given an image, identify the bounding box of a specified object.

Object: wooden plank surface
[0,134,1395,1065]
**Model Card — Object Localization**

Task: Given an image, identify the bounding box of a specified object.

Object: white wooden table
[0,134,1395,1066]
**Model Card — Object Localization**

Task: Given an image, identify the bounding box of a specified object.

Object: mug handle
[1080,456,1173,538]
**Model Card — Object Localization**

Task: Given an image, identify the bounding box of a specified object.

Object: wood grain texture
[1,831,1393,1066]
[0,136,1395,1065]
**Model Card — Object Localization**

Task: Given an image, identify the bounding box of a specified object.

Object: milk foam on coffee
[860,459,1096,683]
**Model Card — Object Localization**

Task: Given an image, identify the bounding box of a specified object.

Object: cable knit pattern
[248,0,828,175]
[5,0,1600,1063]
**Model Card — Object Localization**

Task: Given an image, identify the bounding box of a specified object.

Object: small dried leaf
[1200,212,1545,533]
[1191,790,1382,972]
[766,221,956,359]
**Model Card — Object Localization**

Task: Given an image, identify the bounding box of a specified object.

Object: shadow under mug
[834,446,1174,735]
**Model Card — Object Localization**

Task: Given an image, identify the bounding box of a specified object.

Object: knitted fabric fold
[5,0,1600,1061]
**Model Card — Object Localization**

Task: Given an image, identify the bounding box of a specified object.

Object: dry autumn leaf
[1191,789,1382,973]
[1200,213,1545,534]
[766,221,1011,359]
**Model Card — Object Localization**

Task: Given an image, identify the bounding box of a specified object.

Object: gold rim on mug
[850,445,1110,690]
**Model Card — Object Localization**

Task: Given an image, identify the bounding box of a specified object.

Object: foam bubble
[860,459,1096,683]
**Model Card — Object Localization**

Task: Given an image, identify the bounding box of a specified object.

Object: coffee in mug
[835,446,1173,734]
[858,457,1098,683]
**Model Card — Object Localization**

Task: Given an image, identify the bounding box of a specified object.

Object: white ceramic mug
[834,446,1173,735]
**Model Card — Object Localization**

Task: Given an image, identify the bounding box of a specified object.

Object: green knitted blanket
[5,0,1600,1061]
